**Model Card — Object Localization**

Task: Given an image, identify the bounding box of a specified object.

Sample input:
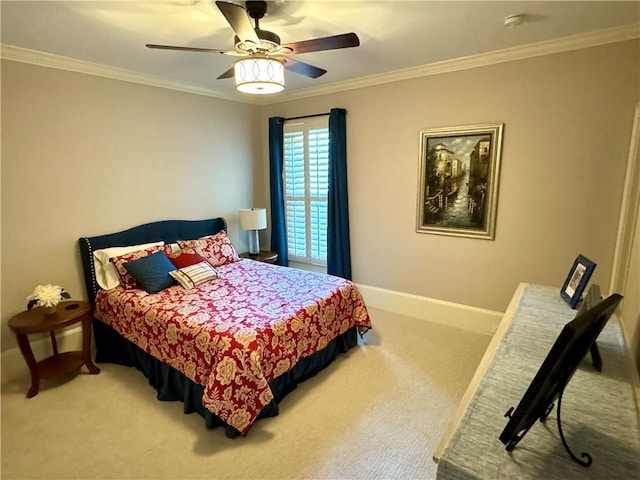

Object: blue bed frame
[78,218,357,437]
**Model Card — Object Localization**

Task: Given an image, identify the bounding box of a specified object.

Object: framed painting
[561,254,597,309]
[416,123,504,239]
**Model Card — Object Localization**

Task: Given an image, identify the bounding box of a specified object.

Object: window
[283,116,329,266]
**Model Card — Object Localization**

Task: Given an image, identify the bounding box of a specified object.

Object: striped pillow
[169,261,218,289]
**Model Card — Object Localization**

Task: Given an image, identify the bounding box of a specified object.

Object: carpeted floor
[1,307,490,480]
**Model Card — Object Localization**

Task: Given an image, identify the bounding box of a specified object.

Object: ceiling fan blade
[146,44,226,54]
[217,66,235,80]
[282,58,327,79]
[215,1,260,46]
[281,33,360,55]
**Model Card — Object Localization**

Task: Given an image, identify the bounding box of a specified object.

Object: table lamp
[239,208,267,255]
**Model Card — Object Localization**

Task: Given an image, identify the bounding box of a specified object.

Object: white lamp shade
[239,208,267,231]
[234,57,285,95]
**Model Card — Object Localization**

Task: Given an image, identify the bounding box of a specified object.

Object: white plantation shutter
[310,200,327,261]
[284,117,329,266]
[286,201,306,257]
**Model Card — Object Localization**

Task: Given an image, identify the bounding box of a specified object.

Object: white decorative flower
[26,284,70,310]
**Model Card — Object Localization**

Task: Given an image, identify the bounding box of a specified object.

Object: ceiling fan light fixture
[234,57,285,94]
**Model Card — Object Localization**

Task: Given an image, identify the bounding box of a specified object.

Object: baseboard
[1,286,501,384]
[356,284,502,336]
[2,326,83,385]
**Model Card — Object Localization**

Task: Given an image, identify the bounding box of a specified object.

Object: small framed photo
[561,255,596,309]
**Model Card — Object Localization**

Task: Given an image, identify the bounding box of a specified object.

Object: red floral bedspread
[94,259,372,435]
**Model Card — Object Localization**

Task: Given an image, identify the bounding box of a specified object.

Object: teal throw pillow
[123,251,176,294]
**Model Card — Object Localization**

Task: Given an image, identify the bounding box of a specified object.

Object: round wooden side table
[8,300,100,398]
[240,250,278,264]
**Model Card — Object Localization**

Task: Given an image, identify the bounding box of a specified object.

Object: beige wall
[2,40,639,354]
[1,60,257,351]
[258,40,640,315]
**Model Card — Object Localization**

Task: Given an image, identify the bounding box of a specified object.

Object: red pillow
[111,245,165,289]
[177,230,239,267]
[168,250,209,269]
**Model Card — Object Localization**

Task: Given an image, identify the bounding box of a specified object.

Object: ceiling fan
[146,1,360,94]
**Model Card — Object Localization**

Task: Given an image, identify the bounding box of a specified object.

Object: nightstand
[240,250,278,264]
[8,300,100,398]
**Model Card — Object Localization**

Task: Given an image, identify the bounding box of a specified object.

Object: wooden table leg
[15,333,40,398]
[82,317,100,374]
[50,331,59,356]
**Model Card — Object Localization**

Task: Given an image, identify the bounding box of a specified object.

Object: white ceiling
[2,1,639,103]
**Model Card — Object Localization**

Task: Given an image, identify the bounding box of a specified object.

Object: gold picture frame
[416,123,504,239]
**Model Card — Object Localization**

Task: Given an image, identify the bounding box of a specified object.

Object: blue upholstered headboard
[78,218,227,304]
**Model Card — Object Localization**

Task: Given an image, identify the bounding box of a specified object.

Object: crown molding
[0,44,245,103]
[2,23,638,106]
[257,23,640,105]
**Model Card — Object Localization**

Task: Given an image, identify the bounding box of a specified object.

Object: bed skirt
[92,319,358,438]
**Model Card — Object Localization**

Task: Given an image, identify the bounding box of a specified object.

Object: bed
[78,217,372,437]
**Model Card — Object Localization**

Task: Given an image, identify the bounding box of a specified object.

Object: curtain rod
[285,112,330,121]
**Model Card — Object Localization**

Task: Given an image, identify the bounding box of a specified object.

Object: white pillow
[93,241,164,290]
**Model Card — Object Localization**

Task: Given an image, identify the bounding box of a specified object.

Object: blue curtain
[268,117,288,266]
[327,108,352,280]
